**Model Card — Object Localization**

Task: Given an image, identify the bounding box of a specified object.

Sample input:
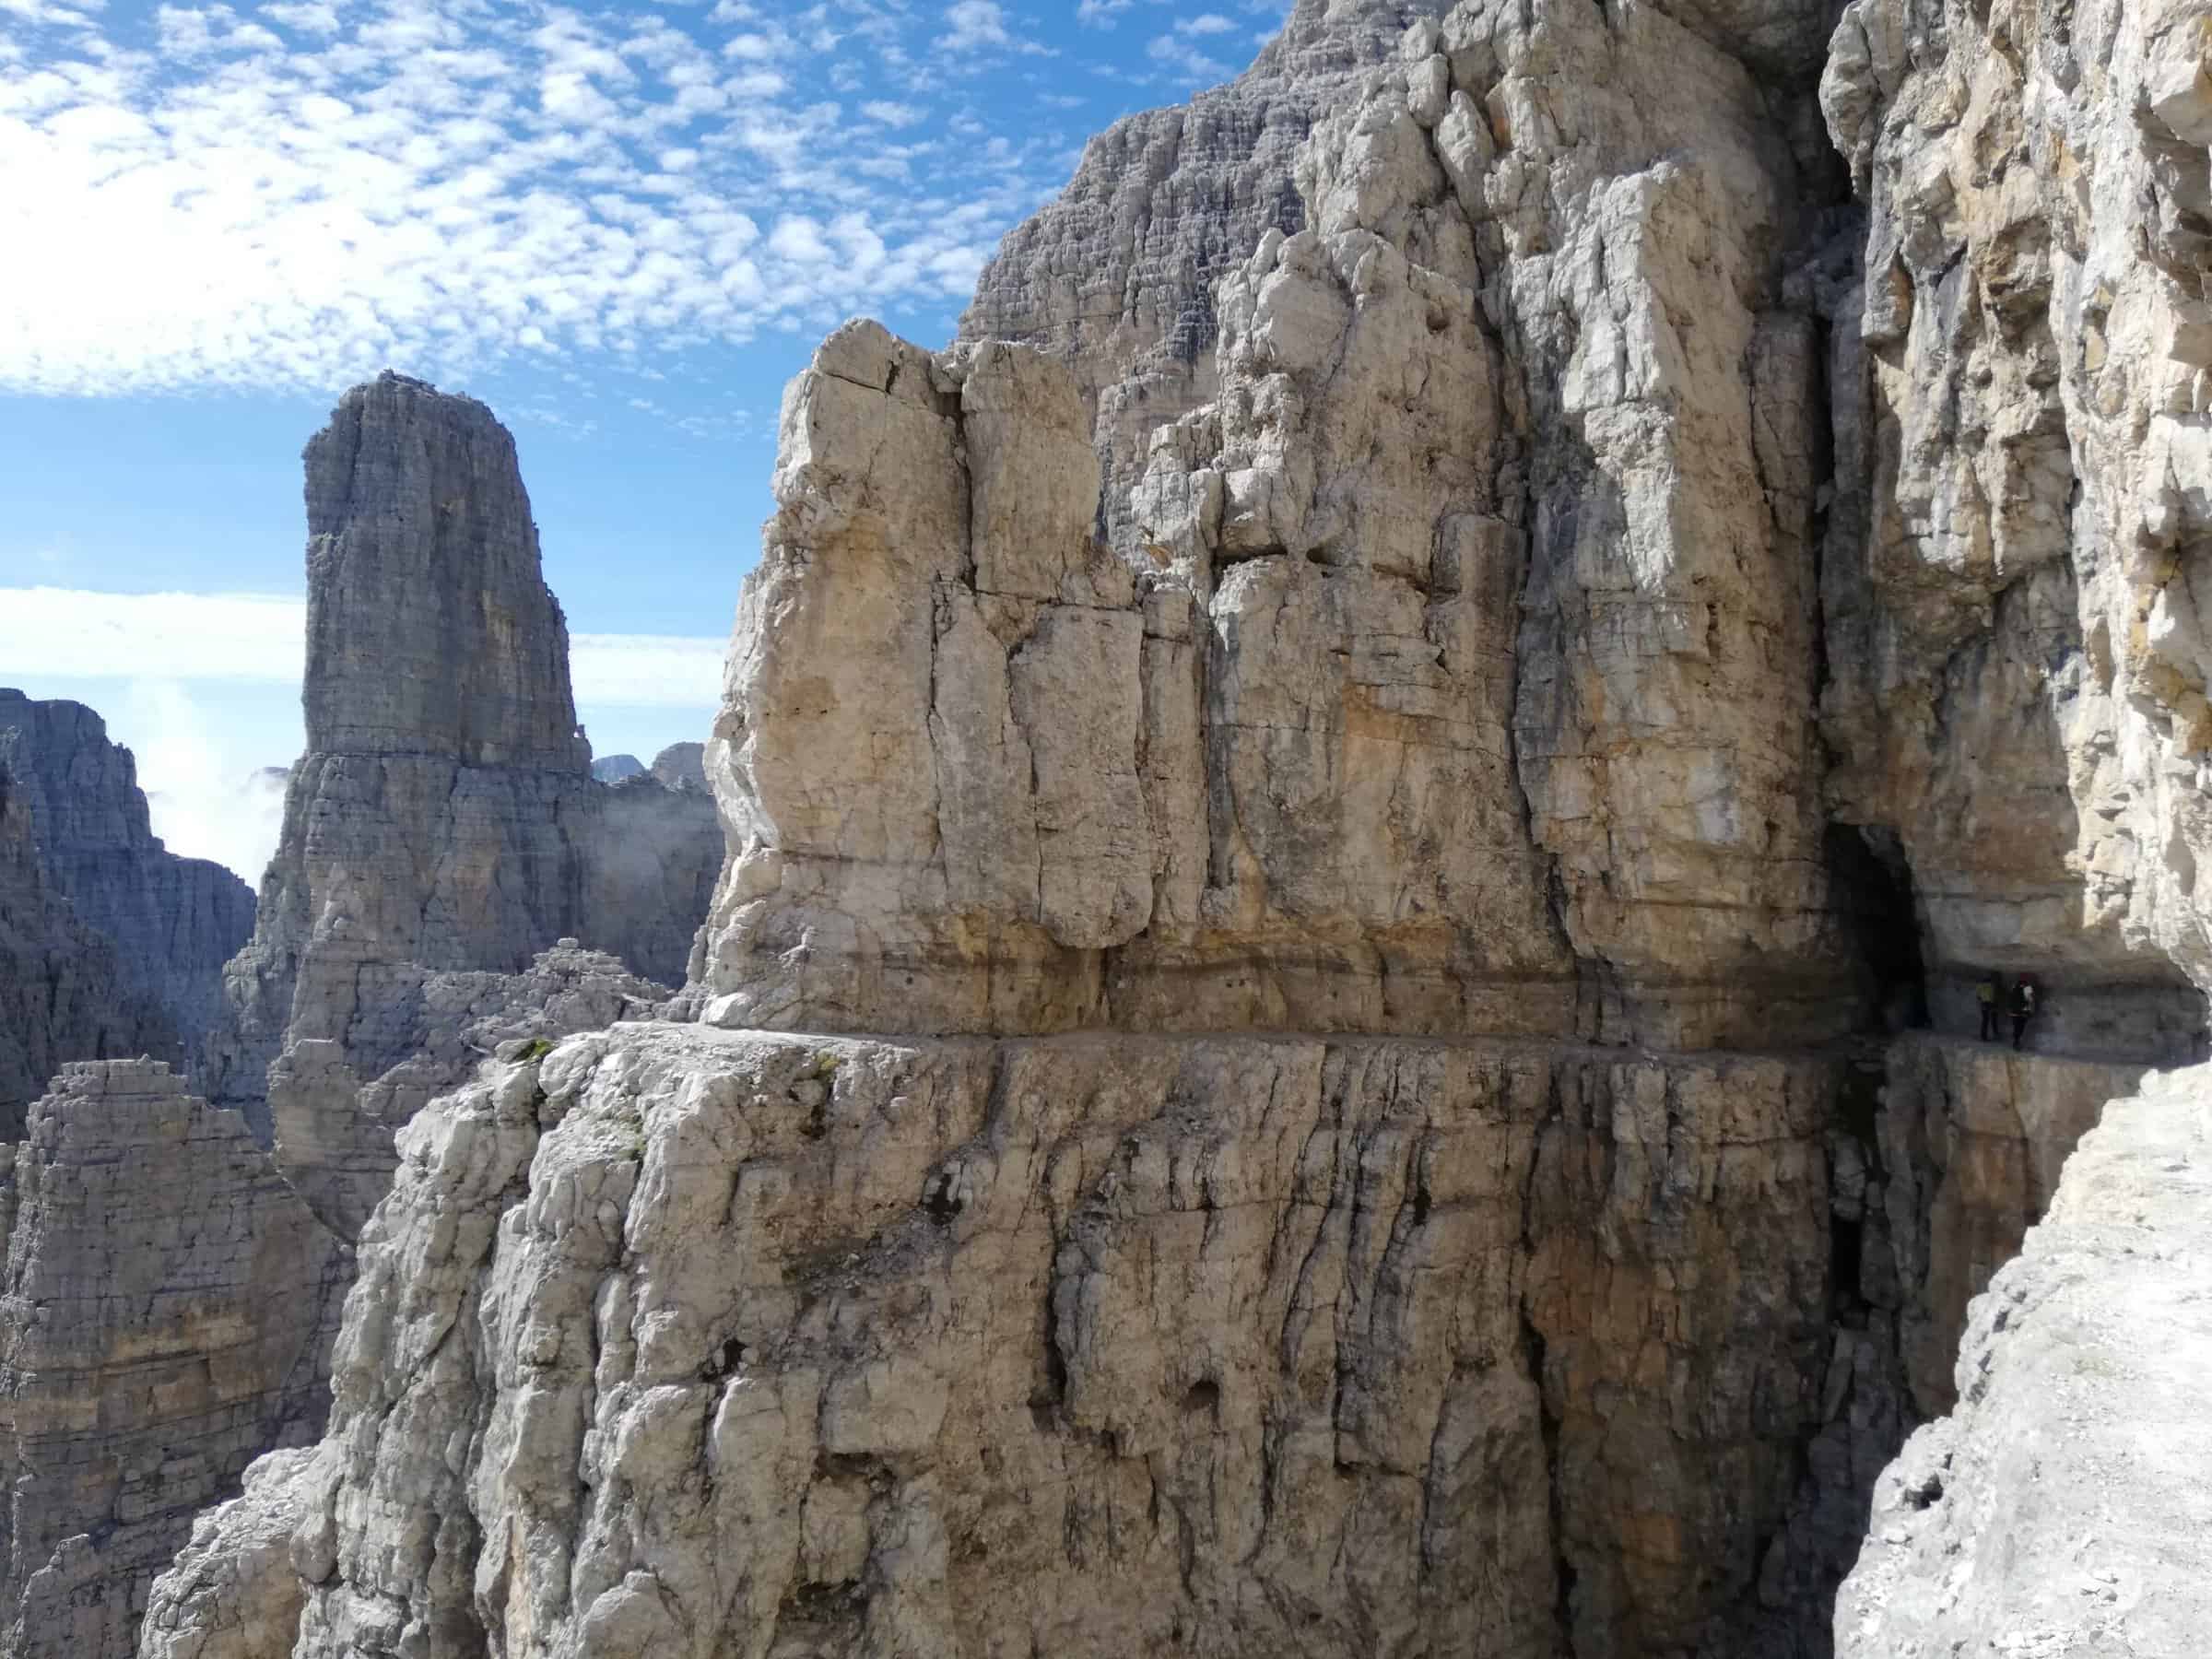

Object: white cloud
[937,1,1006,51]
[568,631,724,708]
[0,589,307,680]
[1175,14,1236,36]
[0,587,723,707]
[0,0,1064,394]
[116,678,289,882]
[1146,29,1230,82]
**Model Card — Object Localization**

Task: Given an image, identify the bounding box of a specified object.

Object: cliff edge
[1836,1063,2212,1655]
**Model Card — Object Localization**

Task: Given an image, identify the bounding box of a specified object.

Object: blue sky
[0,0,1283,877]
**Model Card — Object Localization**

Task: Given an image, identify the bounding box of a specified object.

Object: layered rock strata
[1835,1062,2212,1656]
[198,1026,1858,1658]
[702,0,1883,1053]
[127,0,2212,1653]
[960,0,1454,553]
[208,371,720,1147]
[0,1061,342,1659]
[0,690,255,1068]
[1816,0,2212,1056]
[0,760,170,1138]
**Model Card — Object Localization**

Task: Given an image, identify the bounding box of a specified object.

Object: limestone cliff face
[0,1061,342,1659]
[690,319,1582,1038]
[300,381,590,771]
[1835,1063,2212,1656]
[1817,0,2212,1054]
[959,0,1452,553]
[208,372,720,1149]
[0,690,254,1071]
[226,1027,1855,1659]
[0,759,170,1138]
[130,0,2212,1655]
[49,376,718,1659]
[700,1,1870,1051]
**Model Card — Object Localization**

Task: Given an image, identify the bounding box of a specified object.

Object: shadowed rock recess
[0,759,171,1139]
[0,693,256,1134]
[48,0,2212,1653]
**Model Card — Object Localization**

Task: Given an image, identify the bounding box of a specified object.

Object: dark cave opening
[1825,824,1930,1033]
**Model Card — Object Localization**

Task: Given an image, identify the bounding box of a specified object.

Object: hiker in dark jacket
[2008,975,2039,1051]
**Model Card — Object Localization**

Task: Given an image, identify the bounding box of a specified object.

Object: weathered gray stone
[125,2,2212,1656]
[649,743,707,793]
[960,1,1453,559]
[207,372,720,1147]
[0,1061,342,1659]
[278,1026,1853,1659]
[0,759,171,1139]
[0,690,255,1071]
[592,754,648,784]
[136,1449,320,1659]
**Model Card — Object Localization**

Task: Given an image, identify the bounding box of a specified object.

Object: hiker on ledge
[2008,974,2039,1051]
[1978,971,2002,1042]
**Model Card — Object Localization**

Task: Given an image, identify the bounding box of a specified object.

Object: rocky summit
[2,0,2211,1655]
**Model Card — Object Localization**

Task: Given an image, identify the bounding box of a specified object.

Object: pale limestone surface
[264,1026,1858,1659]
[117,0,2212,1654]
[1131,0,1863,1047]
[137,1451,319,1659]
[1867,1038,2147,1417]
[1835,1063,2212,1656]
[60,376,717,1659]
[1818,0,2212,1054]
[268,942,674,1245]
[0,1062,342,1659]
[961,0,1453,558]
[700,0,1872,1051]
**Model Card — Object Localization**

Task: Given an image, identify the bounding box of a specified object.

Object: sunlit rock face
[1817,0,2212,1056]
[254,1026,1857,1659]
[704,1,1874,1053]
[0,690,254,1081]
[206,372,720,1149]
[1836,1062,2212,1659]
[123,0,2212,1653]
[959,0,1455,559]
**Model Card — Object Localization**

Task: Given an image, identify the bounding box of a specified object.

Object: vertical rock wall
[959,0,1454,555]
[702,2,1872,1051]
[208,371,720,1148]
[0,1061,342,1659]
[120,0,2212,1655]
[1836,1063,2212,1656]
[0,690,254,1072]
[1818,0,2212,1053]
[0,760,171,1139]
[225,1029,1855,1659]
